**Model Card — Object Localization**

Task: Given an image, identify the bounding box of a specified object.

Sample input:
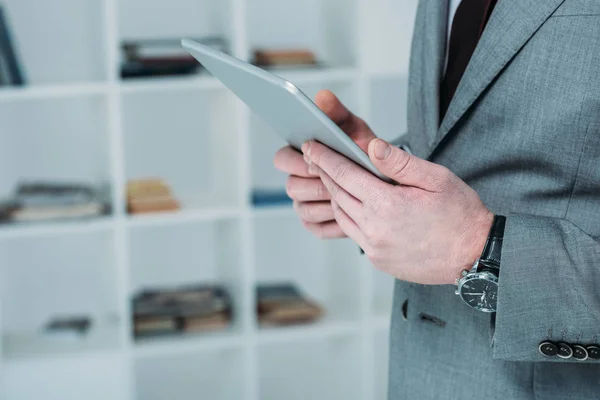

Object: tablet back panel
[181,39,390,182]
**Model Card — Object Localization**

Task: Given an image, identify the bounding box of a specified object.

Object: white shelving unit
[0,0,418,399]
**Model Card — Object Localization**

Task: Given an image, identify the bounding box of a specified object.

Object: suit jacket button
[401,299,409,321]
[556,342,573,359]
[539,341,558,357]
[572,344,589,361]
[586,345,600,360]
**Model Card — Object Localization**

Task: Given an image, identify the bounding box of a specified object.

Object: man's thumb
[368,139,444,189]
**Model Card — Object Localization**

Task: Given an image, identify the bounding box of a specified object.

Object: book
[128,196,180,214]
[132,284,232,338]
[134,316,178,337]
[256,283,324,326]
[253,49,318,67]
[121,61,199,79]
[15,182,96,207]
[182,312,230,333]
[251,189,293,207]
[127,178,180,214]
[133,286,229,318]
[44,316,92,340]
[0,5,25,85]
[120,37,228,79]
[10,201,105,222]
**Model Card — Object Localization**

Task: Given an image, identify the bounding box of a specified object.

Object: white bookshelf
[0,0,418,399]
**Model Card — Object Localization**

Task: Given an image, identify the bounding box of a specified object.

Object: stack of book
[120,37,228,79]
[126,178,180,215]
[252,48,319,69]
[133,285,232,338]
[257,283,324,326]
[1,182,107,223]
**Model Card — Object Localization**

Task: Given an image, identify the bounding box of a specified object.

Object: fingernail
[301,142,310,155]
[302,142,312,157]
[308,162,318,175]
[303,153,310,164]
[374,140,391,160]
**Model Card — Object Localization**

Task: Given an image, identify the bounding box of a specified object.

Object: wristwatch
[455,215,506,313]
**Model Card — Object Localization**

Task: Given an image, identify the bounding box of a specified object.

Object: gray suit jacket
[389,0,600,399]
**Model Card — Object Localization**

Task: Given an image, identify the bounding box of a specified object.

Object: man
[274,0,600,399]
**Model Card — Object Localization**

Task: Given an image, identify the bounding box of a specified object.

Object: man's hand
[301,138,494,285]
[273,90,376,239]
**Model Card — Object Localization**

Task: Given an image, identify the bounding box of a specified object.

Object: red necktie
[440,0,497,122]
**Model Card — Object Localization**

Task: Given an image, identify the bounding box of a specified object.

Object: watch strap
[479,215,506,269]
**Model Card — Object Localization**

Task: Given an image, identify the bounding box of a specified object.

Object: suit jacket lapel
[428,0,567,159]
[420,0,449,148]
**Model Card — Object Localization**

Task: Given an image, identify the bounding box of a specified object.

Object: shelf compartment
[0,231,121,360]
[0,95,112,210]
[118,0,235,46]
[373,329,390,400]
[246,0,357,68]
[2,0,107,85]
[258,335,362,400]
[253,214,362,327]
[359,0,419,75]
[250,81,359,193]
[372,266,395,319]
[358,254,395,319]
[128,219,246,338]
[134,347,246,400]
[122,88,242,212]
[368,76,409,142]
[1,353,129,400]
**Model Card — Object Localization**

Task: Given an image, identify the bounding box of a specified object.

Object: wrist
[450,210,495,283]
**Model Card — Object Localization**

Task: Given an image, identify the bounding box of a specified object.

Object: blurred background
[0,0,417,398]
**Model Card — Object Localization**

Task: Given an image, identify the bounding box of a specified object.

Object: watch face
[459,273,498,312]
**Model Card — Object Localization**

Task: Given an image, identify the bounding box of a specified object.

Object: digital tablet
[181,38,391,183]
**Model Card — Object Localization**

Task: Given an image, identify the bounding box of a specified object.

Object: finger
[274,146,318,178]
[314,90,374,150]
[368,138,451,191]
[302,220,347,239]
[302,140,387,201]
[314,90,354,126]
[330,199,368,249]
[293,201,335,223]
[286,176,330,202]
[318,169,364,227]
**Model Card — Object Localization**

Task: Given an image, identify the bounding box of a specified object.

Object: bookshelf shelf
[118,73,222,94]
[0,83,109,102]
[250,204,294,219]
[0,217,115,240]
[125,207,242,228]
[267,67,359,86]
[0,0,418,398]
[2,327,122,362]
[257,317,360,345]
[134,330,244,359]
